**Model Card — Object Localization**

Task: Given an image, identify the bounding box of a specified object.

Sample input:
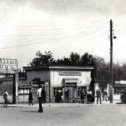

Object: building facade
[24,66,94,103]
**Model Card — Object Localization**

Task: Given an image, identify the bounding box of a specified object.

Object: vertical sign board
[0,58,18,104]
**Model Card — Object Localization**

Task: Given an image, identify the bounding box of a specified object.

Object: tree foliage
[30,51,54,66]
[30,51,96,67]
[30,50,126,81]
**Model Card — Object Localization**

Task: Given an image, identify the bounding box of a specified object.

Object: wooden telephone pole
[110,19,116,103]
[110,19,113,87]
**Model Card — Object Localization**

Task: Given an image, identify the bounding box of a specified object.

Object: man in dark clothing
[41,87,46,103]
[81,89,86,103]
[29,89,33,105]
[96,88,102,104]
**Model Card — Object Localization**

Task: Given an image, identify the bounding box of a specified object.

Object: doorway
[64,83,77,103]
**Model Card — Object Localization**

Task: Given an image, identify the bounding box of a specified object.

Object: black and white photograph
[0,0,126,126]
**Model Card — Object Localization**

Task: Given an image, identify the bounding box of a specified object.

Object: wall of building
[0,78,13,103]
[26,70,50,83]
[50,70,91,102]
[50,70,91,86]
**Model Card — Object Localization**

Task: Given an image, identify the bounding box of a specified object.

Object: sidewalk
[0,100,120,108]
[0,103,90,108]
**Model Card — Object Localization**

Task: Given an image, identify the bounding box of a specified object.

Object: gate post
[12,70,19,104]
[15,70,19,103]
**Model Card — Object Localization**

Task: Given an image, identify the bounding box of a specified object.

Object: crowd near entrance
[63,83,77,103]
[54,79,90,103]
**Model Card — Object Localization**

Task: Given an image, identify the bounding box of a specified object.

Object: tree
[80,53,94,66]
[30,51,54,66]
[30,51,96,67]
[69,52,80,65]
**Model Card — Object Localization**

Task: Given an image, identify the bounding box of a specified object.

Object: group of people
[2,86,108,113]
[80,89,94,104]
[96,88,108,104]
[2,85,46,113]
[80,88,108,104]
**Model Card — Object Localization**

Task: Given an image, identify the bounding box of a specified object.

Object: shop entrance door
[64,83,77,103]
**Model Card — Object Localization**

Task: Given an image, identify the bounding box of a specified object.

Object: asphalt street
[0,103,126,126]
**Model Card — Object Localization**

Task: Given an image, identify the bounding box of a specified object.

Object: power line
[0,28,108,50]
[0,24,108,44]
[0,22,109,50]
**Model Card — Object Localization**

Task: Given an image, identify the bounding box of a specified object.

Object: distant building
[114,80,126,94]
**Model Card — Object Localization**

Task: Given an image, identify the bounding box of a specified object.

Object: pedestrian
[3,90,9,107]
[65,89,69,103]
[41,86,46,103]
[103,89,108,101]
[81,89,85,103]
[58,90,63,103]
[96,88,102,104]
[28,89,34,105]
[87,89,92,104]
[37,85,43,113]
[61,94,63,103]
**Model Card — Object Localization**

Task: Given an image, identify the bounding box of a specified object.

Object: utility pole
[110,19,116,103]
[110,19,113,87]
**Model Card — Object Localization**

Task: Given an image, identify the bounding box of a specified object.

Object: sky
[0,0,126,68]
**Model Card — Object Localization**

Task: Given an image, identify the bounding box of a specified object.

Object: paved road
[0,103,126,126]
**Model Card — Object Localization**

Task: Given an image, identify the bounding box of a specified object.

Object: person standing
[3,90,9,107]
[37,85,43,113]
[41,86,46,103]
[87,89,92,104]
[28,89,33,105]
[81,89,85,103]
[96,88,102,104]
[103,89,108,101]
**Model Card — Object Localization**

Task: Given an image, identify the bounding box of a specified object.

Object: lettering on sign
[0,58,18,71]
[65,83,77,87]
[59,71,82,76]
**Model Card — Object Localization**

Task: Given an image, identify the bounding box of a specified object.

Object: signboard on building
[59,71,82,76]
[0,58,18,74]
[115,80,126,85]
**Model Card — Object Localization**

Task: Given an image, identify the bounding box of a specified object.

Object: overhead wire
[55,28,109,56]
[0,22,108,50]
[0,22,109,64]
[0,25,107,46]
[0,28,108,50]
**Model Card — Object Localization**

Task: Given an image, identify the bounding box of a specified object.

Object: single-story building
[23,66,94,103]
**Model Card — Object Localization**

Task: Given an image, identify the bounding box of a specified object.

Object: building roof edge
[23,66,94,71]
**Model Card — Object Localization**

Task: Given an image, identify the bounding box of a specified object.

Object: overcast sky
[0,0,126,68]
